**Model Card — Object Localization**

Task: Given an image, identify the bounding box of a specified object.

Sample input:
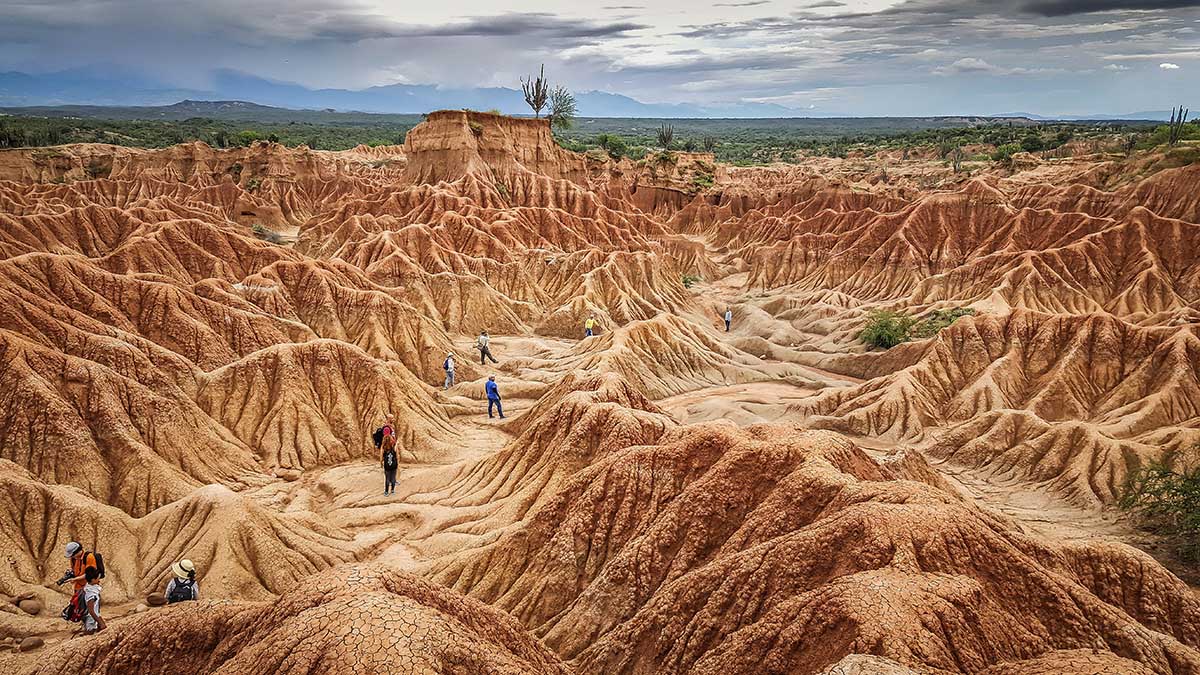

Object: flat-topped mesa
[401,109,587,186]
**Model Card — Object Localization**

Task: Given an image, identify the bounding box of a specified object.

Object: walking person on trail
[443,352,456,389]
[372,414,395,450]
[381,434,399,495]
[486,375,505,419]
[57,541,104,625]
[476,330,498,365]
[81,566,105,635]
[724,307,733,332]
[166,559,199,603]
[584,315,597,338]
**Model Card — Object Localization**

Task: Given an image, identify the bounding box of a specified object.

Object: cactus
[1168,105,1191,147]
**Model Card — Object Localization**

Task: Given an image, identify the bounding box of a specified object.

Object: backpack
[167,578,195,604]
[383,449,397,470]
[443,357,451,371]
[61,589,86,623]
[89,552,105,579]
[372,427,384,449]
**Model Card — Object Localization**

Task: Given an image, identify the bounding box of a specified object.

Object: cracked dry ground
[2,111,1200,674]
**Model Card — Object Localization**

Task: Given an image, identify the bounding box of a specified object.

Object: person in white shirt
[443,353,455,389]
[724,307,733,332]
[477,330,498,365]
[81,566,105,634]
[165,559,199,604]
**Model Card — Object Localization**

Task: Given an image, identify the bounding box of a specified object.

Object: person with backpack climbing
[165,559,199,603]
[584,315,597,338]
[486,375,505,419]
[381,434,399,495]
[476,330,498,365]
[81,566,105,634]
[724,307,733,332]
[443,352,455,389]
[372,414,395,450]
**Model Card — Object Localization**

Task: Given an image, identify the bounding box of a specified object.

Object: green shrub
[681,273,702,288]
[468,121,483,138]
[237,130,260,147]
[251,223,283,244]
[859,310,917,349]
[1121,450,1200,563]
[991,143,1021,163]
[861,307,976,348]
[596,133,628,159]
[245,177,261,192]
[911,307,976,338]
[1020,134,1045,152]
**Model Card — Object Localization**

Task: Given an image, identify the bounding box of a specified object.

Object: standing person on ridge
[486,375,505,419]
[724,307,733,332]
[584,315,597,338]
[443,352,455,389]
[381,434,399,495]
[477,330,498,365]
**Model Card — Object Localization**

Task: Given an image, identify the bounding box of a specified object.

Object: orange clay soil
[1,111,1200,674]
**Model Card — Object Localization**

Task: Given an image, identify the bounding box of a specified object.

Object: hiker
[381,434,399,495]
[443,352,455,389]
[486,375,505,419]
[165,559,199,603]
[584,315,597,338]
[476,330,498,365]
[371,414,395,450]
[81,566,105,635]
[57,542,103,593]
[724,307,733,332]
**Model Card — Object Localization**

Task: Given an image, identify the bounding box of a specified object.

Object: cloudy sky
[1,0,1197,115]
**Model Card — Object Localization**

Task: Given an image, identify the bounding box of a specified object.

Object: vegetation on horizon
[1,106,1195,168]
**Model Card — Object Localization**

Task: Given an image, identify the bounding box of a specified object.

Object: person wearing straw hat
[165,559,199,604]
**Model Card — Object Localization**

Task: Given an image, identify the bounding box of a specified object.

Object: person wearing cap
[165,559,199,603]
[443,352,456,389]
[60,541,98,592]
[476,330,498,365]
[485,375,504,419]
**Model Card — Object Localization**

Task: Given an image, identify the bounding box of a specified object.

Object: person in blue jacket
[485,375,505,419]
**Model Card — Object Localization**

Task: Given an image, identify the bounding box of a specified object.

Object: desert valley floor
[1,110,1200,674]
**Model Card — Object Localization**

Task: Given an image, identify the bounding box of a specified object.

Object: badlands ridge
[0,110,1198,673]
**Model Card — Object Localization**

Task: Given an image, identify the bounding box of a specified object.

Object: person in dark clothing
[381,434,399,495]
[372,414,395,449]
[485,375,505,419]
[477,330,498,365]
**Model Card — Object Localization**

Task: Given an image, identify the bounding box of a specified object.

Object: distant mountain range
[0,68,802,119]
[990,110,1176,121]
[0,67,1177,120]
